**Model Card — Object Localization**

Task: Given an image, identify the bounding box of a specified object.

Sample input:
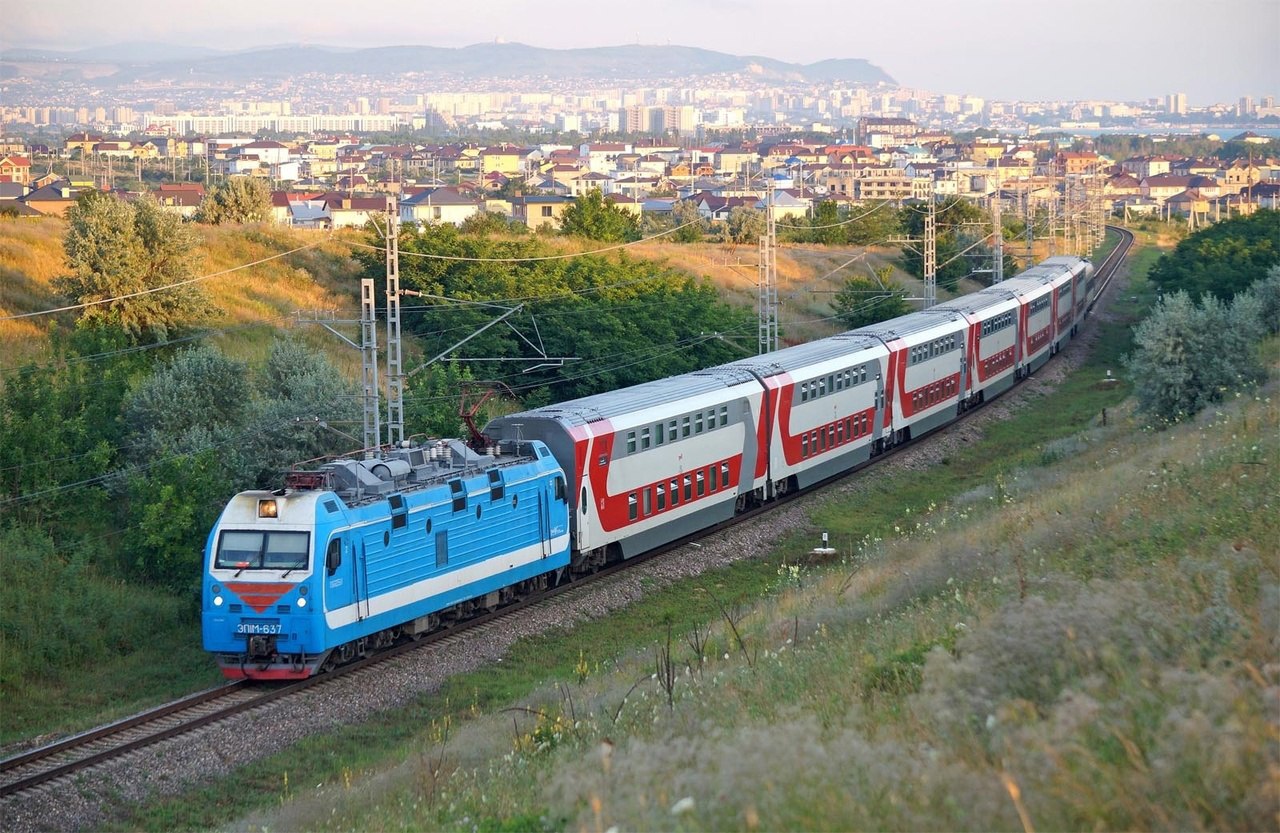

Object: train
[202,255,1094,680]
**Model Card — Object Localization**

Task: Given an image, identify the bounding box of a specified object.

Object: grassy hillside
[0,218,366,371]
[111,233,1278,831]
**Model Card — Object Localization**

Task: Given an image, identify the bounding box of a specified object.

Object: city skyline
[3,0,1276,105]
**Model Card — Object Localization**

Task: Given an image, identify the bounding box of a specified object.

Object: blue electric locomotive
[202,438,570,679]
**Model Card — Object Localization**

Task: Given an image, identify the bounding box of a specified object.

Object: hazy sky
[5,0,1276,104]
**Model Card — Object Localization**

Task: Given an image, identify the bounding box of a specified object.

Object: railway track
[1,230,1133,806]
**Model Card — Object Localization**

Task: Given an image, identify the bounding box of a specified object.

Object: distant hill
[2,41,895,86]
[1,41,226,64]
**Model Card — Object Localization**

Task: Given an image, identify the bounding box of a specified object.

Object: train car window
[657,487,666,511]
[682,416,691,437]
[710,465,718,491]
[640,427,651,450]
[326,538,341,575]
[628,493,638,521]
[837,421,844,443]
[669,419,678,439]
[802,434,809,457]
[708,409,717,428]
[695,413,704,434]
[450,479,466,512]
[721,462,731,485]
[656,423,665,445]
[643,488,652,516]
[800,382,808,403]
[683,476,692,502]
[626,432,636,454]
[670,480,680,505]
[719,405,728,426]
[488,469,504,502]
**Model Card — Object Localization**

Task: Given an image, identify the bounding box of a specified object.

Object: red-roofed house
[0,155,31,185]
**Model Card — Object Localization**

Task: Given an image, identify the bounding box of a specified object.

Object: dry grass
[0,220,366,372]
[0,218,70,365]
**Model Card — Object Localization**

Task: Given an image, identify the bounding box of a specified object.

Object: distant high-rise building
[1166,92,1188,115]
[1262,95,1276,110]
[1237,96,1255,117]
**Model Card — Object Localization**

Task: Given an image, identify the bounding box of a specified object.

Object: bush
[1124,289,1265,423]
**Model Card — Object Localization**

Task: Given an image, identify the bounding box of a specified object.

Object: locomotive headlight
[213,595,224,607]
[297,597,306,608]
[258,499,278,518]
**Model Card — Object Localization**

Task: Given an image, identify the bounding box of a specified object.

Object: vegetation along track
[0,229,1131,810]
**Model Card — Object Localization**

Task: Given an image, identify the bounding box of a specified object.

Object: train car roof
[928,288,1018,315]
[499,365,760,426]
[848,307,967,341]
[720,331,884,377]
[983,275,1056,297]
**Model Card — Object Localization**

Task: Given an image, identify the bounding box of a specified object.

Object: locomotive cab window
[325,538,341,575]
[215,530,309,571]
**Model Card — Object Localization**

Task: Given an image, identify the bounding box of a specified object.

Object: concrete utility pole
[757,181,779,354]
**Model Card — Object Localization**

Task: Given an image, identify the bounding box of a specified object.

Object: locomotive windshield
[215,530,310,571]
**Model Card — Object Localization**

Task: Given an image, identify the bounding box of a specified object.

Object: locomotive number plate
[235,621,283,635]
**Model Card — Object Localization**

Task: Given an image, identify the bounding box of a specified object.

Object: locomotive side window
[554,476,565,502]
[325,538,341,575]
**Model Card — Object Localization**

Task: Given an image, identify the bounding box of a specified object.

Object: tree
[559,188,640,242]
[55,191,208,344]
[832,268,913,329]
[460,210,526,236]
[1148,210,1280,301]
[196,176,273,224]
[810,200,844,245]
[727,205,763,244]
[669,199,706,243]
